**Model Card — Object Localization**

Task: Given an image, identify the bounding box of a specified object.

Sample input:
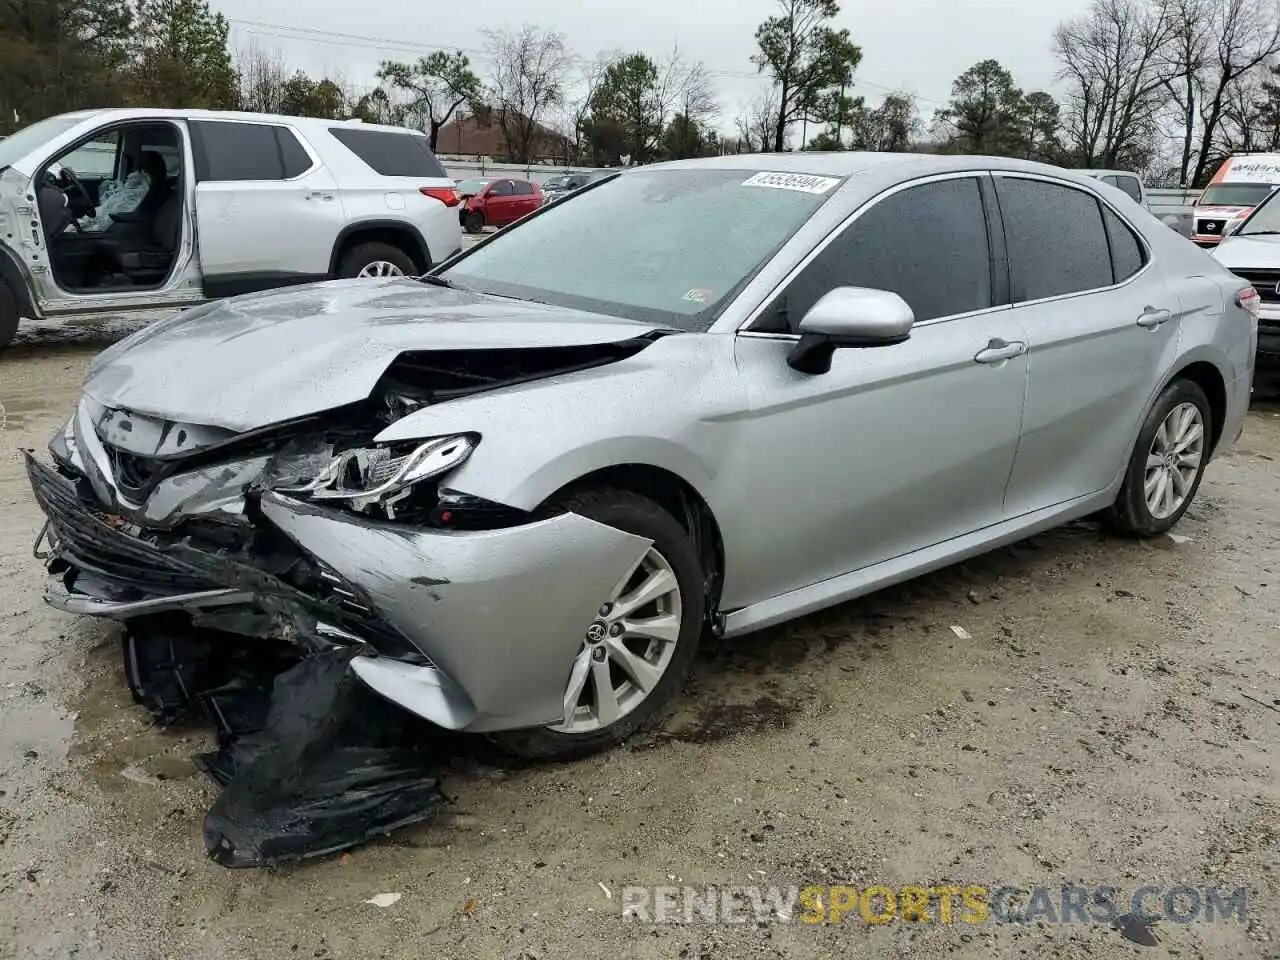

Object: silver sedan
[27,153,1256,760]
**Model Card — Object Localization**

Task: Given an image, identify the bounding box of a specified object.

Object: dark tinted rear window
[328,127,447,178]
[191,121,281,181]
[996,177,1113,301]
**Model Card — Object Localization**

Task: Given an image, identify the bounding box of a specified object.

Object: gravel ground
[0,339,1278,960]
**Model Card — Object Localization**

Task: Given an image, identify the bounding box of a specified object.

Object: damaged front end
[32,338,661,728]
[27,337,664,864]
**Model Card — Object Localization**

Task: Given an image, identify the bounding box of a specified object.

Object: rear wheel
[337,242,417,279]
[1107,379,1211,536]
[0,281,17,350]
[491,487,705,761]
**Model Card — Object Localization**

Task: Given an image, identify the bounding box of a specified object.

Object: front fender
[372,332,742,511]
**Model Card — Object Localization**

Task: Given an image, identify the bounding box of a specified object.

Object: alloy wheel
[550,547,684,734]
[356,260,405,278]
[1144,401,1204,520]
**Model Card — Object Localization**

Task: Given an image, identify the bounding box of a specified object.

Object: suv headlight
[276,434,476,513]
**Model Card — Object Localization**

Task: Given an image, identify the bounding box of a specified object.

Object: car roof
[52,107,427,139]
[1075,168,1141,178]
[646,152,1109,180]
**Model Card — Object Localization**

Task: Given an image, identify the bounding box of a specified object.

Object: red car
[457,177,543,233]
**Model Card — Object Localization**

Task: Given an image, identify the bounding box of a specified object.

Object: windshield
[543,175,572,189]
[0,116,82,170]
[1234,189,1280,236]
[457,178,489,195]
[1199,183,1276,207]
[441,168,841,331]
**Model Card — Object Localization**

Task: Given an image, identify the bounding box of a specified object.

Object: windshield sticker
[742,171,841,194]
[682,288,714,304]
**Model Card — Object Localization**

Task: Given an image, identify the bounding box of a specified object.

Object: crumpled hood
[83,279,660,432]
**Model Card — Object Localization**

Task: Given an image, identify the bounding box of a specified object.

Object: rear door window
[327,127,447,178]
[277,129,313,178]
[191,121,281,181]
[771,176,993,329]
[995,177,1114,301]
[513,180,535,195]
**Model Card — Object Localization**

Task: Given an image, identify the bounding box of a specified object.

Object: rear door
[996,174,1183,515]
[189,119,345,296]
[512,179,540,217]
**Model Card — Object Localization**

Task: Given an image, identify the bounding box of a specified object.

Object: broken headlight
[276,434,477,517]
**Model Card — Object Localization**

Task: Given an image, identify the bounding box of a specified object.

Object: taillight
[420,186,460,207]
[1237,286,1261,319]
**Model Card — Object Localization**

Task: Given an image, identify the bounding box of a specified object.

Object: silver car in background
[26,154,1255,760]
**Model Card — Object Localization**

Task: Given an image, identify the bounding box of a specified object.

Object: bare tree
[236,41,288,114]
[737,89,782,151]
[558,51,620,162]
[1186,0,1280,184]
[483,25,571,163]
[1053,0,1176,167]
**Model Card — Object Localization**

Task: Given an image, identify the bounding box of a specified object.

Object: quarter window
[765,176,992,330]
[327,127,447,178]
[1102,206,1146,283]
[1115,175,1143,204]
[996,177,1114,301]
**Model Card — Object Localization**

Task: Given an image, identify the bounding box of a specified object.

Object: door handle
[973,338,1027,364]
[307,192,335,202]
[1136,306,1172,329]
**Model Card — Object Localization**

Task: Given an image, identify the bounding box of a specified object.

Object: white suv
[0,108,464,348]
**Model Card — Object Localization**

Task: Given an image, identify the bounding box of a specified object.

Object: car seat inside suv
[97,150,182,285]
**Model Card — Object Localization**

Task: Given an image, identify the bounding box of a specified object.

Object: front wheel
[1107,378,1211,537]
[462,210,484,234]
[491,487,705,761]
[0,281,18,350]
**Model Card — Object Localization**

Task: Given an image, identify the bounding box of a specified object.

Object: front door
[728,174,1029,605]
[30,119,204,318]
[994,174,1185,515]
[189,119,347,297]
[484,180,519,226]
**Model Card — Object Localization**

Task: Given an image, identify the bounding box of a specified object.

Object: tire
[463,210,484,234]
[336,242,417,280]
[491,486,706,761]
[0,281,17,351]
[1106,378,1212,537]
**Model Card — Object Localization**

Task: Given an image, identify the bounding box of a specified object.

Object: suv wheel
[338,242,417,280]
[0,281,18,351]
[1107,378,1212,536]
[491,487,705,761]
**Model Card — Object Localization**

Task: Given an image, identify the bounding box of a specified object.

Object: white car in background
[0,109,464,349]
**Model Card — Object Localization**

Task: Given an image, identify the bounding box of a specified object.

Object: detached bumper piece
[123,619,449,868]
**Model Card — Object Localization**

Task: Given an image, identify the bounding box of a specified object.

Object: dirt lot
[1,340,1278,960]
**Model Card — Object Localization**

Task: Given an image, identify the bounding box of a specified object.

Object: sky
[213,0,1094,133]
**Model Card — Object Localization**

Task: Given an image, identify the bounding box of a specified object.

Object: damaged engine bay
[26,335,665,866]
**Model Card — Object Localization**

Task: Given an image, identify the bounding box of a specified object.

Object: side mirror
[787,287,914,374]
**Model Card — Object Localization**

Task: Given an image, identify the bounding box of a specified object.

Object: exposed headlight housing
[275,434,476,516]
[48,412,78,470]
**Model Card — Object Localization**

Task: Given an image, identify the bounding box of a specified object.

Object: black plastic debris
[1113,914,1160,947]
[123,616,448,868]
